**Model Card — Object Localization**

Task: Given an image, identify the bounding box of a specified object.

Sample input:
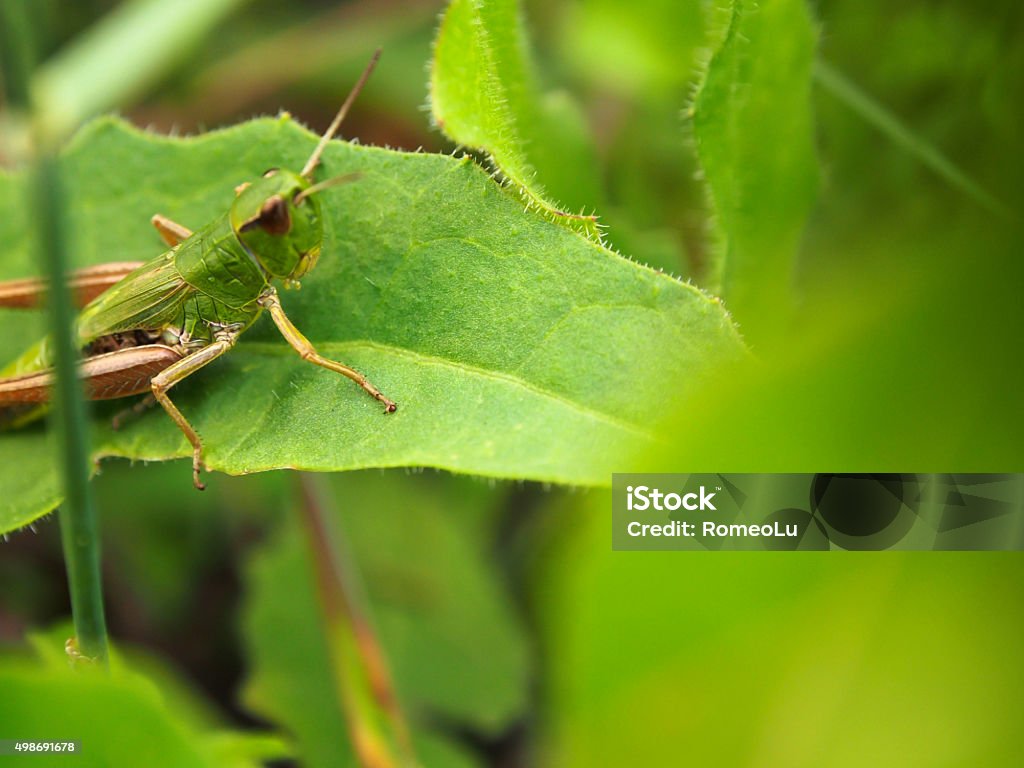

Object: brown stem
[296,473,418,768]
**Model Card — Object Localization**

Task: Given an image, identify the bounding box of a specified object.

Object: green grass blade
[813,59,1014,222]
[32,0,250,143]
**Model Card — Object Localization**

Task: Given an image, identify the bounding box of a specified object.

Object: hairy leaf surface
[0,116,743,532]
[430,0,602,238]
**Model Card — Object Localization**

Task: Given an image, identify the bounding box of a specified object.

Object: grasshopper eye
[239,195,291,236]
[262,168,279,178]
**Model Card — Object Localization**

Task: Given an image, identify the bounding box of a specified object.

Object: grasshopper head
[231,169,323,281]
[231,50,380,283]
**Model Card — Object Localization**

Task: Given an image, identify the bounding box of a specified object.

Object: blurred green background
[1,0,1022,766]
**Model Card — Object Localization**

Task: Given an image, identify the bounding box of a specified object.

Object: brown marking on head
[240,194,292,236]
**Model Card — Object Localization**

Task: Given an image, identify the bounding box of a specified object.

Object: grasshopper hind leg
[149,332,238,490]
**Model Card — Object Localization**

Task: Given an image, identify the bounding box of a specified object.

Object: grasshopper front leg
[257,289,397,413]
[151,214,193,247]
[150,329,239,490]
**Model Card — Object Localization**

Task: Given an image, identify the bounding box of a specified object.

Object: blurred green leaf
[0,632,285,768]
[240,476,523,765]
[691,0,819,340]
[172,0,439,136]
[323,472,528,733]
[525,1,716,279]
[551,0,707,98]
[430,0,602,238]
[533,493,1024,767]
[0,115,744,533]
[0,669,212,767]
[32,0,250,143]
[647,218,1023,471]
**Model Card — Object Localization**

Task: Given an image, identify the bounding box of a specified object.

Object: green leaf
[691,0,819,340]
[240,475,521,766]
[0,117,744,534]
[0,637,286,768]
[534,492,1024,767]
[328,473,529,733]
[430,0,602,239]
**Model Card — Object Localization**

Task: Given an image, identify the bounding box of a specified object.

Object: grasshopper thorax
[230,169,322,282]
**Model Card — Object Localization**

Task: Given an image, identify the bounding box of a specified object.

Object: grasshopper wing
[0,254,190,382]
[75,253,192,345]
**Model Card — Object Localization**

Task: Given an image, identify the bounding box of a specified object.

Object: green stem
[33,154,109,667]
[1,0,109,667]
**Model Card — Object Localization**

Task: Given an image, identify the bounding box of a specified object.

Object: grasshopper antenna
[294,171,364,204]
[301,48,382,180]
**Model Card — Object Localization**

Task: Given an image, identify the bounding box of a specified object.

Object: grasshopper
[0,51,395,490]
